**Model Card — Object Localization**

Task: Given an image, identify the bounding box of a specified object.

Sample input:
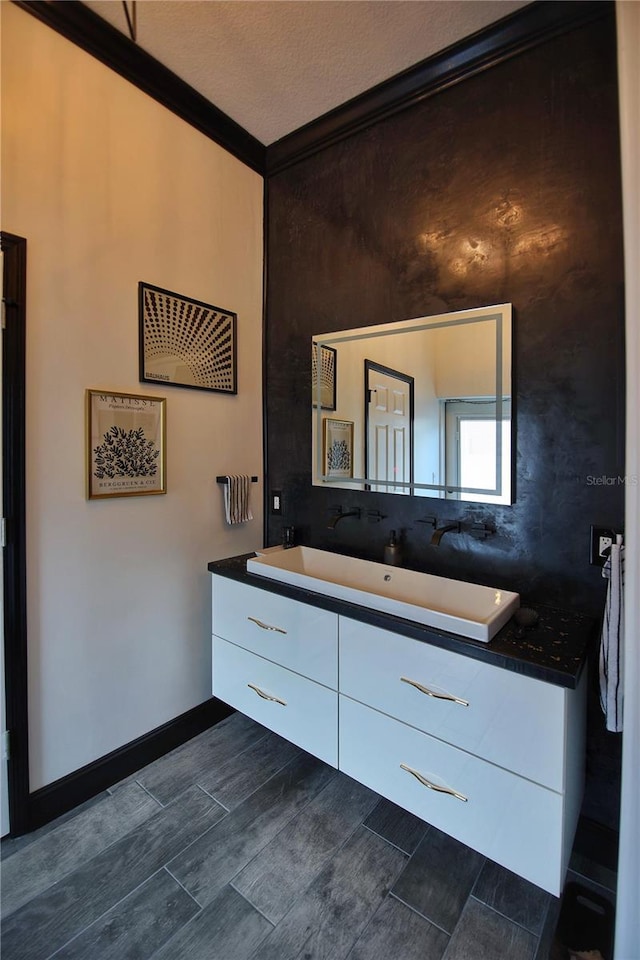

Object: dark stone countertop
[208,554,598,690]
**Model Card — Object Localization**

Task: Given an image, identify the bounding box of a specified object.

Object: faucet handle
[417,516,437,528]
[468,522,495,539]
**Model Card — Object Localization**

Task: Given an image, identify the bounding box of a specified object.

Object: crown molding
[265,1,613,176]
[13,1,612,179]
[13,0,266,174]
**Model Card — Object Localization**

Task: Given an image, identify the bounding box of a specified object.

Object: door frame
[363,359,414,493]
[2,231,30,836]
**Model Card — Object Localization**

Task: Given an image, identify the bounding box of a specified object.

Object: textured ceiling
[83,0,530,145]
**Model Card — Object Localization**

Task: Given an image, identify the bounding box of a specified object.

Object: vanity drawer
[339,695,564,895]
[213,636,338,767]
[212,577,338,689]
[339,617,566,791]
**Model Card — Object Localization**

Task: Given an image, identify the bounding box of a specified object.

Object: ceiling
[82,1,529,145]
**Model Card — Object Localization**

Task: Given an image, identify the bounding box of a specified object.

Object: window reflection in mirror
[444,400,512,503]
[312,304,512,504]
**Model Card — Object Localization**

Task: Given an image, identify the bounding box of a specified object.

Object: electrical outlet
[599,535,613,558]
[271,490,282,515]
[590,525,616,566]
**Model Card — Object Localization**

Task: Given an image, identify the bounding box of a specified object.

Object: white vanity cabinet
[339,695,565,892]
[211,575,586,896]
[211,578,339,766]
[339,618,567,790]
[339,616,586,895]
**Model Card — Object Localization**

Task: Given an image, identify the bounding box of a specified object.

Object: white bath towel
[223,475,253,525]
[599,536,625,732]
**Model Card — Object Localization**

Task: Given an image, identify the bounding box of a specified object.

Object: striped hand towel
[223,475,253,525]
[599,536,624,732]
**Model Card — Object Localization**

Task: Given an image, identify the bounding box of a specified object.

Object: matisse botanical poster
[86,390,166,499]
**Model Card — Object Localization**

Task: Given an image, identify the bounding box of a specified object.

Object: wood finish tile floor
[0,713,616,960]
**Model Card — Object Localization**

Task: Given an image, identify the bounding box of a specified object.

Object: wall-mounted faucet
[420,516,495,544]
[327,507,361,529]
[430,521,462,546]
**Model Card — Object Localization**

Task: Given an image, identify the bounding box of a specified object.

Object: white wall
[615,3,640,955]
[1,4,264,790]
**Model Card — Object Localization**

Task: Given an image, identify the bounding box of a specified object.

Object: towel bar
[216,476,258,484]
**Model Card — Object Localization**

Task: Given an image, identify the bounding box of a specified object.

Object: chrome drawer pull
[401,676,469,707]
[248,683,287,706]
[247,616,287,635]
[400,763,467,802]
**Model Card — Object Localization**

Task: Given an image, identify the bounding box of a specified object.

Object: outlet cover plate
[590,525,616,566]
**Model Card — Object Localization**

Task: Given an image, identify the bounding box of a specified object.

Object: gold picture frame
[323,418,354,479]
[86,389,166,500]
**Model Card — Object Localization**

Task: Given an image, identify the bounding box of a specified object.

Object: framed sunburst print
[312,343,337,410]
[139,282,237,394]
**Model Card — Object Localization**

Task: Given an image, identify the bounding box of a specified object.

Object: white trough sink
[247,546,519,643]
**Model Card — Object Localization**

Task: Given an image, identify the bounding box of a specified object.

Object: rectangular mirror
[312,304,512,503]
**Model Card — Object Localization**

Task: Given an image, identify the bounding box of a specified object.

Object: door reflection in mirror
[365,361,414,495]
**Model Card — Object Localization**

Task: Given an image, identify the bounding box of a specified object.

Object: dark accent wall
[265,13,624,827]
